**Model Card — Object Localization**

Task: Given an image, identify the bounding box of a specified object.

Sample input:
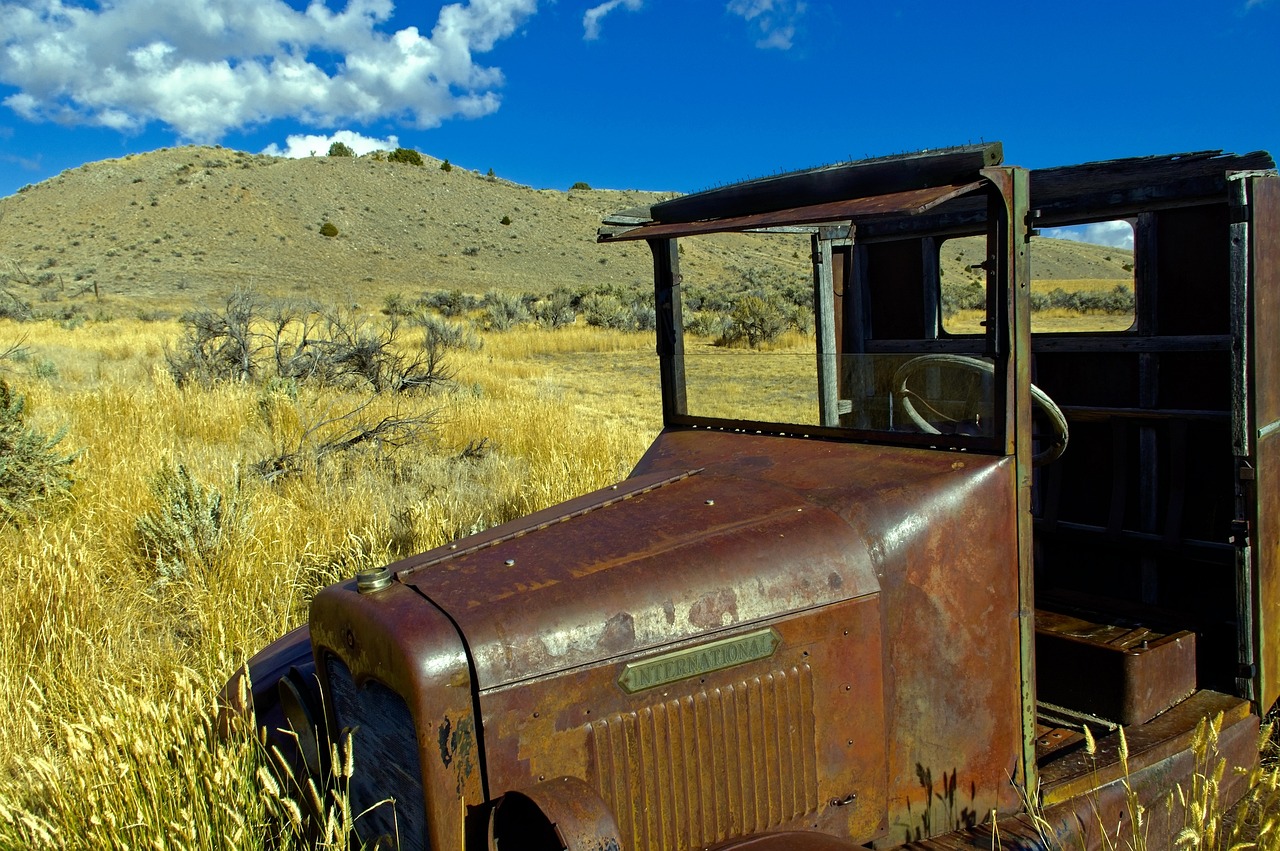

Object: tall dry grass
[0,317,658,848]
[2,314,1278,850]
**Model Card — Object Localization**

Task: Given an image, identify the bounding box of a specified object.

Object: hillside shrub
[319,222,339,238]
[571,181,591,191]
[500,215,512,226]
[0,284,35,321]
[420,289,483,317]
[941,278,985,318]
[579,286,653,332]
[383,292,412,317]
[481,290,529,331]
[440,159,453,172]
[1043,284,1134,314]
[327,141,355,157]
[0,378,76,523]
[685,311,731,340]
[418,313,481,352]
[719,295,787,348]
[530,291,577,329]
[388,147,424,166]
[580,293,629,330]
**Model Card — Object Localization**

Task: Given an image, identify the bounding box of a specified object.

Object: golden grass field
[0,316,660,849]
[1,306,1278,850]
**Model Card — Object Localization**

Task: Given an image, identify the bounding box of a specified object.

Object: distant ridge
[0,145,1130,314]
[0,145,668,309]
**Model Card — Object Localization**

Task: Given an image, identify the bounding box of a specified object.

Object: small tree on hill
[328,141,355,157]
[388,147,424,166]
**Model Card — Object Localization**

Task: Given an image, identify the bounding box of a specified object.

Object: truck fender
[218,625,329,788]
[487,776,622,851]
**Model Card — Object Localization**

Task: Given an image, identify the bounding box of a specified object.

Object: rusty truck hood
[390,429,1002,691]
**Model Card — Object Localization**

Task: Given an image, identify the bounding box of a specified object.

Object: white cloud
[0,0,538,141]
[261,129,401,157]
[726,0,804,50]
[583,0,642,40]
[1042,220,1134,250]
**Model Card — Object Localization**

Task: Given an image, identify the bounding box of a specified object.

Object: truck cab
[235,143,1279,850]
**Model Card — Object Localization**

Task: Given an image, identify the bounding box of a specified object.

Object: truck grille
[326,656,428,849]
[587,664,819,850]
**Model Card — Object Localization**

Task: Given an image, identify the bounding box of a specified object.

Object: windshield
[670,229,997,446]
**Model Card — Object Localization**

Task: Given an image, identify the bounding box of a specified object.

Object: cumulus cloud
[726,0,804,50]
[583,0,642,40]
[1042,220,1134,250]
[0,0,537,141]
[261,129,400,157]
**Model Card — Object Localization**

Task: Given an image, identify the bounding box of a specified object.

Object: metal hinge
[1229,518,1251,548]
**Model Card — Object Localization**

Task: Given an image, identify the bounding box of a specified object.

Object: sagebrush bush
[319,222,339,238]
[135,464,245,582]
[418,313,481,352]
[530,291,577,329]
[482,290,529,331]
[420,289,483,317]
[580,287,653,332]
[0,378,76,523]
[720,294,787,348]
[1045,284,1134,314]
[327,141,354,157]
[941,278,986,318]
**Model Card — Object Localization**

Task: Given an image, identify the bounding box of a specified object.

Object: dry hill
[0,146,679,312]
[0,145,1131,316]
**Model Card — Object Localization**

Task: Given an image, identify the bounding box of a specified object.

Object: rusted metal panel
[896,691,1258,850]
[478,595,888,850]
[631,430,1025,847]
[1248,174,1280,712]
[309,581,483,851]
[647,144,1000,224]
[395,453,881,690]
[1034,611,1196,725]
[600,183,985,243]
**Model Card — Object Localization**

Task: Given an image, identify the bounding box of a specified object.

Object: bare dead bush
[166,291,456,393]
[167,290,457,481]
[253,391,438,483]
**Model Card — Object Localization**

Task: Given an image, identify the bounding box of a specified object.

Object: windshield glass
[673,230,997,443]
[682,350,996,437]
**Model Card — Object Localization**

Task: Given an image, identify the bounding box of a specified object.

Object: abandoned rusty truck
[232,144,1280,850]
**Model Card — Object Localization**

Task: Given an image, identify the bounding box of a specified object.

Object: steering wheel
[892,354,1069,466]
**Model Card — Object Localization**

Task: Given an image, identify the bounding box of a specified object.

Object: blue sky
[0,0,1277,204]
